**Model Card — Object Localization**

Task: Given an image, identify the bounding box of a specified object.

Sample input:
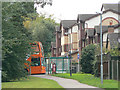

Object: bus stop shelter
[44,57,71,74]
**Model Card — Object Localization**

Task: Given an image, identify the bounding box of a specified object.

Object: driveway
[31,75,103,89]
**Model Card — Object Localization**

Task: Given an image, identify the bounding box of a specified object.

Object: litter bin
[72,66,76,73]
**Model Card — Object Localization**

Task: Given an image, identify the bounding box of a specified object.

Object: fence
[96,54,120,81]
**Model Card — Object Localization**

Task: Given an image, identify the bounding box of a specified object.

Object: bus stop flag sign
[77,53,79,59]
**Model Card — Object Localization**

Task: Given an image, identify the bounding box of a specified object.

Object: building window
[84,40,86,46]
[88,38,90,44]
[98,34,100,43]
[64,44,68,52]
[54,49,56,55]
[91,38,93,44]
[64,29,68,36]
[79,41,81,47]
[58,33,61,39]
[86,39,89,45]
[82,41,84,48]
[59,47,61,53]
[62,45,64,52]
[93,37,95,43]
[95,36,97,43]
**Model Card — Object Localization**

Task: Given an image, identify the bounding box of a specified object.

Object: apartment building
[60,20,76,56]
[56,26,61,57]
[68,23,79,63]
[77,3,120,53]
[106,24,120,49]
[51,42,56,57]
[51,3,120,61]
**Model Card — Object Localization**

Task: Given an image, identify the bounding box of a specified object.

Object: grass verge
[2,76,63,88]
[52,73,118,88]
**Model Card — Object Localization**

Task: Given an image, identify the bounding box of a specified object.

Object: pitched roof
[94,26,108,34]
[108,33,120,48]
[60,20,77,29]
[101,3,119,12]
[77,4,120,22]
[77,14,96,22]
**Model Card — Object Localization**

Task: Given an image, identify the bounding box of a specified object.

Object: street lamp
[0,40,1,90]
[0,68,1,90]
[96,12,103,84]
[100,12,103,84]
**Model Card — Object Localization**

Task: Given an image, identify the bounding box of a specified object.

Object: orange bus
[25,41,46,74]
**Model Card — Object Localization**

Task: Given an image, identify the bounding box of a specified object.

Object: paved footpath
[31,75,103,89]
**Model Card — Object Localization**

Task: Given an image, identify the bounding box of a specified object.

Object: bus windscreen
[31,57,40,66]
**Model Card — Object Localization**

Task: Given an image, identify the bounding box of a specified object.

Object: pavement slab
[31,75,104,89]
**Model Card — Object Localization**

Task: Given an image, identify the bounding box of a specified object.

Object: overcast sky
[36,0,120,23]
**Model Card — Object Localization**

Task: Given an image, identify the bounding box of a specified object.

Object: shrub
[80,44,96,74]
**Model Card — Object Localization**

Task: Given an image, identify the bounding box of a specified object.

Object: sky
[36,0,120,23]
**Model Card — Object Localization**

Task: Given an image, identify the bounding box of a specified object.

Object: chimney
[108,26,114,33]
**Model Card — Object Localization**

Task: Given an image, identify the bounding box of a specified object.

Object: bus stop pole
[77,53,80,72]
[50,59,52,74]
[68,58,70,73]
[69,51,72,76]
[56,59,57,72]
[62,59,64,73]
[48,58,50,75]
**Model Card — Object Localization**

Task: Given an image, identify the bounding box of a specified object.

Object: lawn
[2,76,63,88]
[52,73,118,88]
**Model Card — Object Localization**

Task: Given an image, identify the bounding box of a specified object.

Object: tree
[24,14,57,57]
[2,2,35,81]
[80,44,96,74]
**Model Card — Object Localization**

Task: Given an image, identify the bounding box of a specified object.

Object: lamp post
[0,68,1,90]
[77,53,79,72]
[100,13,103,84]
[96,12,103,84]
[0,53,1,89]
[98,12,103,84]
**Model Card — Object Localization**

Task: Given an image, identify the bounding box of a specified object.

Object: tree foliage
[24,14,57,57]
[80,44,96,74]
[109,47,120,56]
[2,2,57,82]
[2,2,34,81]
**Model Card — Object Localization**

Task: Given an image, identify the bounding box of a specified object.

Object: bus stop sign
[77,53,79,59]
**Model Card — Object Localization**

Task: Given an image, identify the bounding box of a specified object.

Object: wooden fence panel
[97,61,109,79]
[118,61,120,81]
[112,60,117,80]
[96,54,120,80]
